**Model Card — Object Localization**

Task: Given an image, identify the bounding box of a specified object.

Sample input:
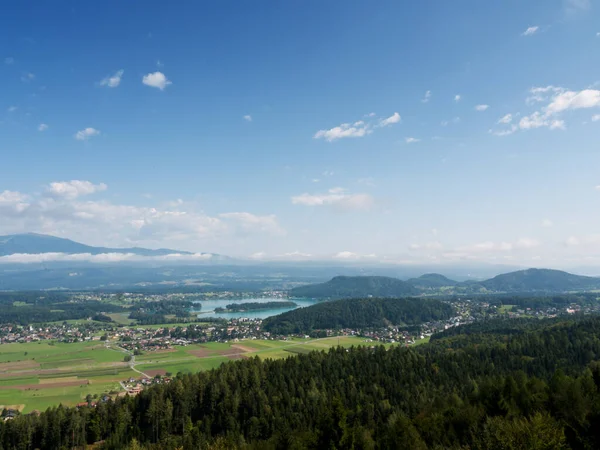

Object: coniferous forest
[2,315,600,448]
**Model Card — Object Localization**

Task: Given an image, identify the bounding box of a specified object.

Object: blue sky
[1,0,600,267]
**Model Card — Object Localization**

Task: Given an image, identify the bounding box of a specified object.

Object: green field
[0,336,392,412]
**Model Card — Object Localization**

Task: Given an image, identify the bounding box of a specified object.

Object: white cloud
[519,112,564,130]
[46,180,108,200]
[441,117,460,126]
[541,219,554,228]
[38,123,48,132]
[74,128,100,141]
[365,112,376,117]
[21,72,35,82]
[405,137,420,144]
[291,187,374,211]
[0,252,214,264]
[422,90,432,103]
[522,26,539,36]
[8,106,17,113]
[219,212,285,236]
[545,89,600,114]
[493,85,599,135]
[314,122,370,142]
[379,112,401,126]
[475,104,489,111]
[142,71,172,90]
[526,86,565,105]
[315,112,401,142]
[0,183,282,252]
[4,57,14,65]
[243,115,252,122]
[99,70,124,88]
[454,94,461,102]
[498,114,513,124]
[592,114,600,122]
[333,251,361,260]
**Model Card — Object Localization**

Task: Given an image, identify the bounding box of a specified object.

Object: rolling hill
[406,273,458,288]
[0,233,194,257]
[479,268,600,292]
[290,275,418,298]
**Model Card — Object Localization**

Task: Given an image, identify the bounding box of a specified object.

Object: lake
[192,297,319,320]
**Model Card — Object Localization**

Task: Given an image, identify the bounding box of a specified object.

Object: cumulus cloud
[291,187,374,211]
[8,106,17,113]
[379,112,401,127]
[592,114,600,122]
[498,114,513,124]
[74,128,100,141]
[38,123,48,132]
[243,115,252,122]
[522,26,539,36]
[4,57,14,65]
[475,104,489,111]
[99,70,124,88]
[545,89,600,114]
[314,112,401,142]
[46,180,108,200]
[454,94,461,102]
[422,90,432,103]
[0,182,283,252]
[314,122,371,142]
[492,84,599,135]
[142,71,172,90]
[405,137,420,144]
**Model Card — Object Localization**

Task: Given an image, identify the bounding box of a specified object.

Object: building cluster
[0,323,100,344]
[121,376,172,396]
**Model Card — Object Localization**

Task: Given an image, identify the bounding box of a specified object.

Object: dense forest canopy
[261,297,453,334]
[4,315,600,448]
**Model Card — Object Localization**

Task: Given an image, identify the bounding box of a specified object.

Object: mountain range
[290,269,600,298]
[0,233,194,257]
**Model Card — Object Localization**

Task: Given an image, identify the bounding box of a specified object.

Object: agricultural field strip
[133,337,380,368]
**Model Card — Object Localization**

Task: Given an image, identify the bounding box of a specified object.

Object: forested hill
[479,268,600,292]
[5,316,600,449]
[290,275,417,298]
[406,273,457,288]
[261,297,452,334]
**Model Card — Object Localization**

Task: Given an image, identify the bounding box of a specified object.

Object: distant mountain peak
[0,233,196,257]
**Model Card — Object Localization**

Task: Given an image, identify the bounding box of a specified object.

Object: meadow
[0,336,389,412]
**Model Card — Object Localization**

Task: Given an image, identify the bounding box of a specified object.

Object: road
[105,341,151,378]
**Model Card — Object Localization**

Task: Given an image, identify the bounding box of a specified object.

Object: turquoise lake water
[192,297,319,320]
